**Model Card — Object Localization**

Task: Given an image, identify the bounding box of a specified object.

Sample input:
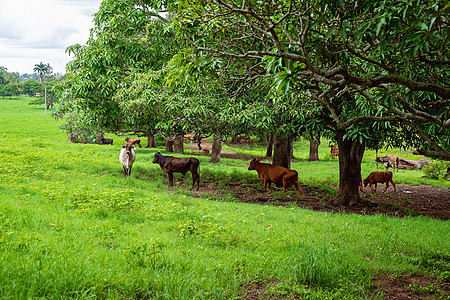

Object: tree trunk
[289,136,294,159]
[265,134,274,157]
[333,129,365,206]
[165,139,173,152]
[210,134,224,163]
[146,134,156,148]
[273,134,291,168]
[308,134,320,161]
[173,136,184,154]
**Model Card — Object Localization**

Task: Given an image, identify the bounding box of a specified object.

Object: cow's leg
[128,166,132,177]
[293,182,305,197]
[190,171,200,191]
[382,181,389,193]
[168,172,174,186]
[122,165,127,177]
[264,179,271,192]
[391,180,396,193]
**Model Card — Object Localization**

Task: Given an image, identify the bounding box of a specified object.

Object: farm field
[0,97,449,299]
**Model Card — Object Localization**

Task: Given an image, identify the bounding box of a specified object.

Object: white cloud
[0,0,101,74]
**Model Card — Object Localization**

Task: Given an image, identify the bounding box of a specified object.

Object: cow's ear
[256,158,263,162]
[132,146,136,150]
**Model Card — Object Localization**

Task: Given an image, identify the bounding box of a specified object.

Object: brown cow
[125,137,142,148]
[152,152,200,190]
[248,158,305,197]
[362,171,396,193]
[330,145,339,160]
[375,154,399,172]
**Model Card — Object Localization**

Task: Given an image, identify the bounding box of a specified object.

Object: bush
[422,160,450,180]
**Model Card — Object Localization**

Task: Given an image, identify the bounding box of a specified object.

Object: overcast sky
[0,0,102,75]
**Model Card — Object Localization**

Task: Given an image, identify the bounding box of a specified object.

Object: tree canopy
[172,0,449,160]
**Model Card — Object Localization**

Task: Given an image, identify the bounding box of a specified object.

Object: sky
[0,0,102,75]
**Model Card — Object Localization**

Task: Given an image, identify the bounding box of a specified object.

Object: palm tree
[33,62,53,116]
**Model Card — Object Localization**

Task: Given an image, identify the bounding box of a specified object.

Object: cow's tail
[396,156,399,172]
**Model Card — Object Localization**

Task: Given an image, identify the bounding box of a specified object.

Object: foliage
[173,0,450,160]
[3,83,19,97]
[57,0,178,137]
[422,160,450,180]
[59,112,101,144]
[21,79,43,96]
[33,62,52,83]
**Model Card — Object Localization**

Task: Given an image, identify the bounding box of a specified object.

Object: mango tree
[57,0,178,143]
[173,0,449,205]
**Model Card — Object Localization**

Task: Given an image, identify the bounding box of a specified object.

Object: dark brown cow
[248,158,305,197]
[152,152,200,190]
[363,171,396,193]
[100,137,113,145]
[125,137,142,148]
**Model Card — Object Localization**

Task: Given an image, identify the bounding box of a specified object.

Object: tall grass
[0,97,448,299]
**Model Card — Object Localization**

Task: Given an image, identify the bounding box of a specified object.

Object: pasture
[0,97,448,299]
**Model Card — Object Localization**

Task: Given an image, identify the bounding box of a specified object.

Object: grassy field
[0,97,448,299]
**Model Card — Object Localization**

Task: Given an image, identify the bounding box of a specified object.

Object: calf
[100,137,113,145]
[152,152,200,191]
[330,145,339,160]
[125,137,142,148]
[248,158,305,197]
[375,154,399,172]
[119,143,136,177]
[363,171,396,193]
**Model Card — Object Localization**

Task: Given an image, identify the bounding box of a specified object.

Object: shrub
[422,160,450,180]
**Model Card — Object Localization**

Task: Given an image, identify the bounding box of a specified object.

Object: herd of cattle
[115,138,399,196]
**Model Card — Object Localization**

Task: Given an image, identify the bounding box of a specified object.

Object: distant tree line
[0,65,64,101]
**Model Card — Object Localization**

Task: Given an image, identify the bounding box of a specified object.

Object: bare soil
[183,143,450,299]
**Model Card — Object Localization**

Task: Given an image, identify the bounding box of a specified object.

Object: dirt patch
[374,274,450,300]
[192,180,450,220]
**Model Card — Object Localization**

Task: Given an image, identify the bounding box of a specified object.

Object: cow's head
[248,158,262,170]
[363,178,370,187]
[152,152,162,164]
[375,156,388,163]
[122,143,135,155]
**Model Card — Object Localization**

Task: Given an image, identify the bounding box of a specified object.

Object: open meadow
[0,97,449,299]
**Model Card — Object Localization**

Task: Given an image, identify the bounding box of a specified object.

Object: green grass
[0,97,449,299]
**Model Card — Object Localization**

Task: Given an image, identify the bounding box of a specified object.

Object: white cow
[119,143,136,177]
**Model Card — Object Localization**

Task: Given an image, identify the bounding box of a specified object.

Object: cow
[362,171,396,193]
[119,143,136,177]
[248,158,305,197]
[125,137,142,148]
[152,152,200,191]
[375,154,399,172]
[330,145,339,160]
[100,137,114,145]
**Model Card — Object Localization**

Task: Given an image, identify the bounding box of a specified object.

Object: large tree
[173,0,449,205]
[58,0,177,140]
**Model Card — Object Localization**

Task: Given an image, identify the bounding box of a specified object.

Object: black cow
[152,152,200,190]
[100,137,113,145]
